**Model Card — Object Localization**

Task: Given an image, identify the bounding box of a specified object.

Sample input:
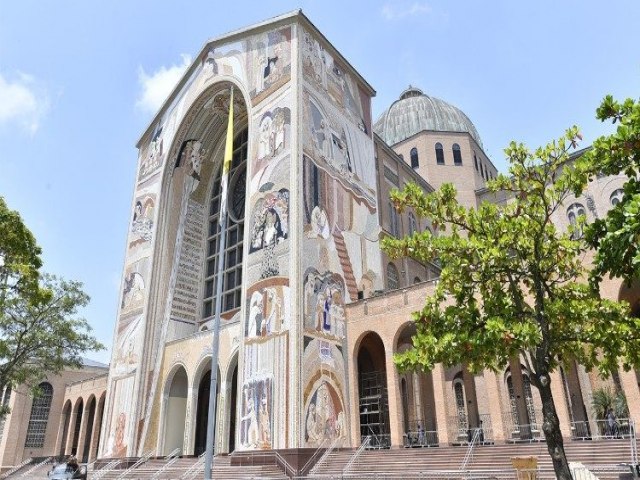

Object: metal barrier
[570,417,634,440]
[0,458,31,479]
[460,428,481,470]
[92,458,123,480]
[179,452,205,480]
[115,450,153,479]
[149,447,181,480]
[403,429,439,447]
[20,456,51,477]
[343,436,371,474]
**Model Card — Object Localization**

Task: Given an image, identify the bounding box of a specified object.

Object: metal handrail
[301,439,327,475]
[0,458,31,479]
[180,452,205,480]
[92,459,122,480]
[149,448,181,480]
[309,437,342,475]
[460,427,480,470]
[630,419,638,466]
[20,456,51,477]
[343,435,370,474]
[115,449,154,479]
[273,450,296,478]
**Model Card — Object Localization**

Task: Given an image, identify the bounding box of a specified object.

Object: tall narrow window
[453,376,468,436]
[410,148,419,169]
[435,143,445,165]
[474,153,478,171]
[452,144,462,166]
[202,128,248,319]
[387,263,400,290]
[389,202,400,237]
[408,212,417,236]
[24,382,53,448]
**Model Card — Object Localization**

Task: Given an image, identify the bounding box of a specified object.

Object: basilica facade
[1,9,639,471]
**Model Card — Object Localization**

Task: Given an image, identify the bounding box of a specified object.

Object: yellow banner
[223,87,234,174]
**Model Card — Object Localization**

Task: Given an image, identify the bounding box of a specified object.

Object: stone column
[54,408,70,458]
[619,368,640,426]
[89,398,106,462]
[549,370,572,438]
[483,369,506,443]
[431,363,450,445]
[384,348,403,448]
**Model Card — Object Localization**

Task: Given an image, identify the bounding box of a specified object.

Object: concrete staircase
[89,455,288,479]
[309,439,636,479]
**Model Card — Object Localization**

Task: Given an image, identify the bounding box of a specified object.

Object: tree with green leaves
[382,127,640,480]
[0,196,42,309]
[577,95,640,287]
[0,196,104,417]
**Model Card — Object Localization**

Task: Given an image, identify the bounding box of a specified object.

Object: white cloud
[136,54,192,113]
[381,1,432,20]
[0,71,49,135]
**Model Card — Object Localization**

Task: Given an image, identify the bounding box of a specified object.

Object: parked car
[46,463,87,480]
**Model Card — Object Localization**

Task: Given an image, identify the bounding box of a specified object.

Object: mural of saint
[121,271,145,311]
[304,381,345,447]
[302,268,346,339]
[139,123,164,180]
[250,28,291,101]
[130,195,155,248]
[245,285,288,338]
[249,188,289,253]
[240,378,272,450]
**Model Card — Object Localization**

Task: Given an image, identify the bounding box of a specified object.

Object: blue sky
[1,1,638,363]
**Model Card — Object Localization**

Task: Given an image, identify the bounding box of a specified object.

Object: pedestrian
[418,423,425,446]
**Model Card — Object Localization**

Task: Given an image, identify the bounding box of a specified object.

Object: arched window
[435,143,445,165]
[413,276,421,284]
[453,375,468,434]
[473,153,478,171]
[387,263,400,290]
[567,203,586,226]
[452,144,462,165]
[408,212,417,236]
[410,148,419,169]
[24,382,53,448]
[610,189,624,206]
[389,202,400,237]
[202,128,248,319]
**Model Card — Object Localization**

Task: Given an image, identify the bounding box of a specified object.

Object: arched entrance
[356,332,390,448]
[560,362,591,439]
[447,366,480,444]
[163,366,188,455]
[193,367,221,456]
[70,398,84,456]
[81,396,96,462]
[59,400,72,456]
[396,324,438,446]
[226,355,239,453]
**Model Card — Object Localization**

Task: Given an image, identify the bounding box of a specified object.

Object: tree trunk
[538,373,573,480]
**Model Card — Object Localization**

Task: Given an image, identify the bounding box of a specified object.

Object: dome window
[410,148,419,169]
[610,189,624,206]
[452,144,462,166]
[435,143,445,165]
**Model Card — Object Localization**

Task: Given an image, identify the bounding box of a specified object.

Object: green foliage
[577,96,640,286]
[0,196,42,308]
[0,275,104,399]
[383,127,638,380]
[0,196,104,417]
[591,386,628,420]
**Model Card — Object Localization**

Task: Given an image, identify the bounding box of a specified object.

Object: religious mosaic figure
[249,188,289,253]
[305,381,345,447]
[303,268,346,339]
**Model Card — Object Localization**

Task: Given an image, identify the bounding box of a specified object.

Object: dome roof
[374,87,483,148]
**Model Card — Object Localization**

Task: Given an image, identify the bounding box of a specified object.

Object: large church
[1,9,639,472]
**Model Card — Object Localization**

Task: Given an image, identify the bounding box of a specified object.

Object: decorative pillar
[89,400,105,462]
[508,357,530,439]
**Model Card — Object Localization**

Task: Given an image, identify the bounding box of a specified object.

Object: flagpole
[204,85,234,480]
